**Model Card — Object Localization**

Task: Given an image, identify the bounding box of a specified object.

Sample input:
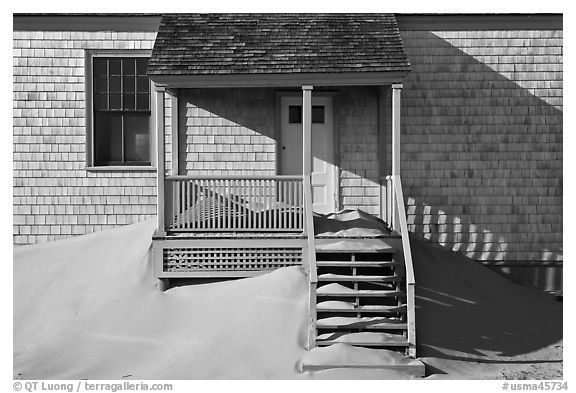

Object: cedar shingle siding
[13,30,158,245]
[178,88,277,175]
[399,28,562,275]
[148,14,410,75]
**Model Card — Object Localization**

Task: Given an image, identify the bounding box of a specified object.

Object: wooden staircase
[299,238,425,376]
[315,240,410,349]
[297,174,422,376]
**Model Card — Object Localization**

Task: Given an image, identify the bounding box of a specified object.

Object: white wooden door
[280,96,335,214]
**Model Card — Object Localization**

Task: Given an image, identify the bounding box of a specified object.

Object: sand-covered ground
[13,220,562,379]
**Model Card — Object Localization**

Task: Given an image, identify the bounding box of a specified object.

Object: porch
[150,82,407,279]
[152,173,403,276]
[146,14,418,359]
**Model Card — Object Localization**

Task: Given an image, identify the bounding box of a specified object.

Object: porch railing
[164,175,304,233]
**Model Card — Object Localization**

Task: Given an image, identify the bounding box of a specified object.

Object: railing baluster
[282,179,286,230]
[284,180,289,230]
[246,179,254,228]
[227,179,231,231]
[232,179,237,230]
[266,179,270,230]
[242,179,246,230]
[219,179,223,231]
[237,179,241,230]
[216,179,220,230]
[292,179,296,231]
[209,179,213,230]
[202,179,207,230]
[260,179,264,229]
[187,180,191,230]
[180,180,184,230]
[172,180,178,229]
[218,180,226,230]
[276,180,281,230]
[254,180,259,229]
[292,179,297,230]
[195,180,202,229]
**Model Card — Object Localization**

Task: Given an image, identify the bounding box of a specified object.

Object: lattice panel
[163,247,303,272]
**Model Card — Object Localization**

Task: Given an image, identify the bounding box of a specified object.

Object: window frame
[85,50,156,171]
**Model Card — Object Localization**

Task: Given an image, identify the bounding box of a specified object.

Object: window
[287,105,325,124]
[90,56,152,167]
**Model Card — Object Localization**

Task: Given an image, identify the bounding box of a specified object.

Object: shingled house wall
[335,87,381,216]
[13,15,563,291]
[177,88,277,175]
[13,29,159,245]
[398,22,563,289]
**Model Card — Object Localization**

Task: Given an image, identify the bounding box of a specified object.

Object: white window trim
[85,49,156,170]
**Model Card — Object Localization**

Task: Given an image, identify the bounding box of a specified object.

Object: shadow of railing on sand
[410,234,562,368]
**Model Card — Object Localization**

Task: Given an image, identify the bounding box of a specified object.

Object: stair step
[315,239,398,253]
[298,362,425,377]
[317,283,404,298]
[316,301,406,314]
[317,316,407,330]
[318,273,401,282]
[297,344,424,376]
[317,332,409,347]
[316,261,398,268]
[316,248,397,254]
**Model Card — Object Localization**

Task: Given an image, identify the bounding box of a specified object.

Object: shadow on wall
[400,31,563,290]
[177,88,278,175]
[177,85,383,215]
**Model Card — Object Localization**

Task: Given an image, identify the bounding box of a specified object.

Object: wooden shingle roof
[148,14,410,77]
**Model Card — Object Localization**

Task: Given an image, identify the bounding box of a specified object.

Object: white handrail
[391,174,417,357]
[392,175,415,286]
[166,174,303,181]
[303,175,317,350]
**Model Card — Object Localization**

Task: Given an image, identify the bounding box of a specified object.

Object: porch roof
[147,13,410,87]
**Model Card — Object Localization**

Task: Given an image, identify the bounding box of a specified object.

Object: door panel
[280,96,335,214]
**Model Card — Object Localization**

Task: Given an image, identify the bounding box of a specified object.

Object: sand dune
[13,220,562,379]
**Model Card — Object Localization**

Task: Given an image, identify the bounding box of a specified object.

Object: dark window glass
[94,76,108,93]
[109,76,121,93]
[94,93,108,110]
[289,105,325,124]
[123,59,136,76]
[136,93,149,111]
[93,58,107,75]
[123,76,135,93]
[312,106,325,124]
[109,93,122,110]
[123,94,135,110]
[92,56,151,166]
[136,76,150,93]
[109,59,122,75]
[136,58,148,75]
[94,112,123,165]
[288,105,302,124]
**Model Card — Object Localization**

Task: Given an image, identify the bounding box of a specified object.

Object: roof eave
[148,70,410,88]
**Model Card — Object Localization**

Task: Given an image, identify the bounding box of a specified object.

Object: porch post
[166,88,179,176]
[302,85,313,177]
[155,84,166,236]
[391,83,402,230]
[392,83,402,177]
